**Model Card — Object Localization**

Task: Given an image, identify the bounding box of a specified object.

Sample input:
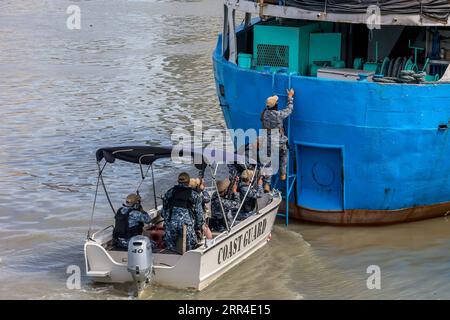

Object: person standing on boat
[113,193,151,249]
[260,88,295,190]
[161,172,204,252]
[237,170,263,220]
[210,178,241,231]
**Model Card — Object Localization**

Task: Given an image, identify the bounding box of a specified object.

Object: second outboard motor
[127,235,153,294]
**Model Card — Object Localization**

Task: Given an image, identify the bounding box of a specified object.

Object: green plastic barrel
[238,53,252,69]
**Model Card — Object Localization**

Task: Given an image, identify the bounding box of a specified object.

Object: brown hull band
[280,201,450,225]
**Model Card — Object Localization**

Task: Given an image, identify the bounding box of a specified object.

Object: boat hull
[84,194,281,290]
[281,200,450,225]
[213,31,450,225]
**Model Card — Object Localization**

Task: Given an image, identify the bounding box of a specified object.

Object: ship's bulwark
[213,37,450,225]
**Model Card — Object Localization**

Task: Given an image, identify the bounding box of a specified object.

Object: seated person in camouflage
[237,169,263,221]
[209,178,241,232]
[189,177,211,215]
[161,172,204,252]
[113,193,151,249]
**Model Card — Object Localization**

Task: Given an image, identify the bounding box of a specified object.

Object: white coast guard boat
[84,146,281,293]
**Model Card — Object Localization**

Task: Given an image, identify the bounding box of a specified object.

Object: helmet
[217,178,230,194]
[266,95,279,108]
[241,169,254,182]
[178,172,190,184]
[126,193,141,206]
[189,178,200,189]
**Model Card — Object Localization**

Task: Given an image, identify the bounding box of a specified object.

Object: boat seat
[256,193,271,210]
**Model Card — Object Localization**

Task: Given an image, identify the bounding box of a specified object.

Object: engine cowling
[127,235,153,290]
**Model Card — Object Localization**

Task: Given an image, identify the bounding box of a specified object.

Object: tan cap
[189,178,200,189]
[266,95,279,108]
[178,172,190,184]
[126,193,141,205]
[241,169,254,182]
[217,178,230,194]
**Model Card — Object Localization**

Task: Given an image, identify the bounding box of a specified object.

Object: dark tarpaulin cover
[96,146,174,165]
[284,0,450,21]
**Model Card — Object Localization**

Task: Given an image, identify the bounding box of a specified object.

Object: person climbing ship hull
[213,0,450,225]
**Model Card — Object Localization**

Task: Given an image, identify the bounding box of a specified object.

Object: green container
[309,33,342,66]
[238,53,252,69]
[253,22,333,75]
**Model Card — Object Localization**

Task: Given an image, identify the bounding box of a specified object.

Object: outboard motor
[127,235,153,294]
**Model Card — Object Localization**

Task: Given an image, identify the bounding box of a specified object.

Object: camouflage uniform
[200,190,211,205]
[261,96,294,177]
[227,142,260,179]
[114,206,151,249]
[200,189,211,219]
[192,188,211,215]
[209,191,240,232]
[161,184,204,251]
[238,182,263,220]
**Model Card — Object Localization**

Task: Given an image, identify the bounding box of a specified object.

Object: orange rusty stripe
[279,201,450,225]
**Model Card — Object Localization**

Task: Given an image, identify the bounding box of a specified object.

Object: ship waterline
[213,3,450,224]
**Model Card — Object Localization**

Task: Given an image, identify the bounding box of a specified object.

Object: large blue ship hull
[213,36,450,225]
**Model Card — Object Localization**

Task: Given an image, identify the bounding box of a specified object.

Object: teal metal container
[253,24,300,73]
[309,33,341,63]
[238,53,252,69]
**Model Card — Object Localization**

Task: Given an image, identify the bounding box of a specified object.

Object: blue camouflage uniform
[114,206,151,249]
[261,95,294,177]
[209,191,241,232]
[238,181,263,220]
[227,142,259,178]
[192,188,211,210]
[199,189,211,218]
[200,190,211,204]
[161,184,204,251]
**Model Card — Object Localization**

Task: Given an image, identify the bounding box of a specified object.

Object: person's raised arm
[279,88,295,119]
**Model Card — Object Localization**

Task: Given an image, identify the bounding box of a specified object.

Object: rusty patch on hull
[279,201,450,225]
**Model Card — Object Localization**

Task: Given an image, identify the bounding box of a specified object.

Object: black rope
[151,164,158,210]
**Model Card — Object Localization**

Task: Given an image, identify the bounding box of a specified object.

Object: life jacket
[113,207,143,240]
[167,186,194,222]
